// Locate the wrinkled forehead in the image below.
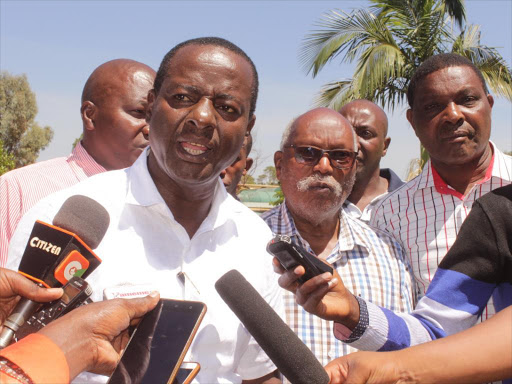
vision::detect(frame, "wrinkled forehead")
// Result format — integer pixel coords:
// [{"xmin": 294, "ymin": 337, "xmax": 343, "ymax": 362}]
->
[{"xmin": 291, "ymin": 114, "xmax": 355, "ymax": 149}]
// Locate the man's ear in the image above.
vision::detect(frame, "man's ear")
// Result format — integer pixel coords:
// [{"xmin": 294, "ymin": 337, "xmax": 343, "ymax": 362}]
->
[
  {"xmin": 274, "ymin": 151, "xmax": 283, "ymax": 181},
  {"xmin": 81, "ymin": 101, "xmax": 97, "ymax": 131},
  {"xmin": 146, "ymin": 89, "xmax": 156, "ymax": 123},
  {"xmin": 382, "ymin": 137, "xmax": 391, "ymax": 157},
  {"xmin": 246, "ymin": 115, "xmax": 256, "ymax": 136},
  {"xmin": 245, "ymin": 157, "xmax": 254, "ymax": 173},
  {"xmin": 406, "ymin": 109, "xmax": 419, "ymax": 138}
]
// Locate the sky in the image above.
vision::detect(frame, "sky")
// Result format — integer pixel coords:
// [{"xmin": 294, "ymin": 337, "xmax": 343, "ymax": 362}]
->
[{"xmin": 1, "ymin": 0, "xmax": 511, "ymax": 179}]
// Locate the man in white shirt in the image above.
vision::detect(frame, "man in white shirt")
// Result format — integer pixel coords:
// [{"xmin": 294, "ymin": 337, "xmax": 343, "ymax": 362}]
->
[{"xmin": 7, "ymin": 37, "xmax": 282, "ymax": 384}]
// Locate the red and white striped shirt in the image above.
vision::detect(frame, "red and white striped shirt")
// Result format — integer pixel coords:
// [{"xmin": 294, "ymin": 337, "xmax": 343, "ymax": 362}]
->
[
  {"xmin": 0, "ymin": 142, "xmax": 106, "ymax": 266},
  {"xmin": 370, "ymin": 143, "xmax": 512, "ymax": 308}
]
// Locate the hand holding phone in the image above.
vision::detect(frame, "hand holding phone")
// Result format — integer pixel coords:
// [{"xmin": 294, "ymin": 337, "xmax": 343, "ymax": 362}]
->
[
  {"xmin": 267, "ymin": 235, "xmax": 333, "ymax": 284},
  {"xmin": 108, "ymin": 299, "xmax": 206, "ymax": 384}
]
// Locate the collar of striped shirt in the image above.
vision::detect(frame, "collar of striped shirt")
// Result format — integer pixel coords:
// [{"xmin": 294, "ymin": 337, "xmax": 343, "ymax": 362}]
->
[{"xmin": 262, "ymin": 202, "xmax": 373, "ymax": 263}]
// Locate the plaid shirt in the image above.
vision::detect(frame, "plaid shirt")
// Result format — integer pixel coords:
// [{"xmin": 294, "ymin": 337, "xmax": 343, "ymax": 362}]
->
[
  {"xmin": 262, "ymin": 203, "xmax": 414, "ymax": 366},
  {"xmin": 370, "ymin": 143, "xmax": 512, "ymax": 320}
]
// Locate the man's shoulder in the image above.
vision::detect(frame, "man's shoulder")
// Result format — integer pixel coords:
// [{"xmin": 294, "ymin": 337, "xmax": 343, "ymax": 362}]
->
[
  {"xmin": 226, "ymin": 197, "xmax": 273, "ymax": 236},
  {"xmin": 260, "ymin": 204, "xmax": 281, "ymax": 223},
  {"xmin": 345, "ymin": 212, "xmax": 404, "ymax": 251},
  {"xmin": 1, "ymin": 156, "xmax": 69, "ymax": 182}
]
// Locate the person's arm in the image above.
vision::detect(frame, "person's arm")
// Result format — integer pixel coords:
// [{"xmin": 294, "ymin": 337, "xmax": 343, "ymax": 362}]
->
[{"xmin": 325, "ymin": 305, "xmax": 512, "ymax": 384}]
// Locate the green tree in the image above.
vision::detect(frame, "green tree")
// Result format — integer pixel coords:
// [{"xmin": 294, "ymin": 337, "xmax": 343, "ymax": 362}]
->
[
  {"xmin": 0, "ymin": 139, "xmax": 15, "ymax": 175},
  {"xmin": 300, "ymin": 0, "xmax": 512, "ymax": 167},
  {"xmin": 0, "ymin": 72, "xmax": 53, "ymax": 168},
  {"xmin": 256, "ymin": 166, "xmax": 279, "ymax": 185}
]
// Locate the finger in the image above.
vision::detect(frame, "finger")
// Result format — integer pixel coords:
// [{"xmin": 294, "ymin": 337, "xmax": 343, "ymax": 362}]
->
[
  {"xmin": 272, "ymin": 257, "xmax": 286, "ymax": 274},
  {"xmin": 3, "ymin": 269, "xmax": 63, "ymax": 302},
  {"xmin": 298, "ymin": 272, "xmax": 335, "ymax": 296},
  {"xmin": 325, "ymin": 358, "xmax": 349, "ymax": 384},
  {"xmin": 120, "ymin": 291, "xmax": 160, "ymax": 320},
  {"xmin": 277, "ymin": 266, "xmax": 305, "ymax": 292}
]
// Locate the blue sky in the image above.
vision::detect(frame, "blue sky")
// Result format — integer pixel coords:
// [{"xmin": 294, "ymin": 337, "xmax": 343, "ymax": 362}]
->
[{"xmin": 1, "ymin": 0, "xmax": 511, "ymax": 179}]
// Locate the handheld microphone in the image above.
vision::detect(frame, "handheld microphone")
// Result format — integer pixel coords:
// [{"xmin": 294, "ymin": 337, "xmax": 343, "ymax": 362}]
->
[
  {"xmin": 0, "ymin": 195, "xmax": 110, "ymax": 348},
  {"xmin": 215, "ymin": 270, "xmax": 329, "ymax": 384}
]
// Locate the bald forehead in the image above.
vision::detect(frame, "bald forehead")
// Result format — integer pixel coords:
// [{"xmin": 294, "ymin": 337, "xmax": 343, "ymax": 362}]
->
[
  {"xmin": 82, "ymin": 59, "xmax": 155, "ymax": 104},
  {"xmin": 339, "ymin": 99, "xmax": 388, "ymax": 136},
  {"xmin": 290, "ymin": 108, "xmax": 356, "ymax": 148}
]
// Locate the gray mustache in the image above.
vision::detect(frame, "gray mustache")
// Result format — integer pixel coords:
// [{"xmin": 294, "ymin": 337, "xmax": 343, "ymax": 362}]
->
[{"xmin": 296, "ymin": 174, "xmax": 343, "ymax": 197}]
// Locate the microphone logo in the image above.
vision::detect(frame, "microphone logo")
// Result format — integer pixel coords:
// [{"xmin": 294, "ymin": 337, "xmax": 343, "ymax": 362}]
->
[
  {"xmin": 54, "ymin": 250, "xmax": 90, "ymax": 285},
  {"xmin": 29, "ymin": 236, "xmax": 62, "ymax": 255}
]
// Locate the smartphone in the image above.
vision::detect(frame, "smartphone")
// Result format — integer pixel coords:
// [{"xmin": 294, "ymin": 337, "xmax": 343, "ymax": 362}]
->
[
  {"xmin": 108, "ymin": 299, "xmax": 206, "ymax": 384},
  {"xmin": 267, "ymin": 234, "xmax": 333, "ymax": 284},
  {"xmin": 173, "ymin": 362, "xmax": 200, "ymax": 384}
]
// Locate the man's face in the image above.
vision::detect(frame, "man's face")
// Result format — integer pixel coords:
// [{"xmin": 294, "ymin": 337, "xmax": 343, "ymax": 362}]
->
[
  {"xmin": 275, "ymin": 109, "xmax": 356, "ymax": 224},
  {"xmin": 407, "ymin": 66, "xmax": 494, "ymax": 167},
  {"xmin": 148, "ymin": 45, "xmax": 255, "ymax": 186},
  {"xmin": 339, "ymin": 101, "xmax": 389, "ymax": 179},
  {"xmin": 94, "ymin": 69, "xmax": 155, "ymax": 169}
]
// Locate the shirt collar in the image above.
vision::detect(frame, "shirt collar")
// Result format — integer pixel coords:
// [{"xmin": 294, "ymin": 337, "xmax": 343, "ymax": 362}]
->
[
  {"xmin": 275, "ymin": 202, "xmax": 368, "ymax": 261},
  {"xmin": 125, "ymin": 147, "xmax": 235, "ymax": 232},
  {"xmin": 68, "ymin": 141, "xmax": 106, "ymax": 176}
]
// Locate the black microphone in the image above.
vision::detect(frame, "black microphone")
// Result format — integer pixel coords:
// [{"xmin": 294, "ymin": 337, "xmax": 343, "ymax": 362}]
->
[
  {"xmin": 0, "ymin": 195, "xmax": 110, "ymax": 348},
  {"xmin": 215, "ymin": 270, "xmax": 330, "ymax": 384}
]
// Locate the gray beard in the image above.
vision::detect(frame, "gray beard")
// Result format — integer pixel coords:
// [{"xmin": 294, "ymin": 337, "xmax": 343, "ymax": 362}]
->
[{"xmin": 293, "ymin": 173, "xmax": 355, "ymax": 225}]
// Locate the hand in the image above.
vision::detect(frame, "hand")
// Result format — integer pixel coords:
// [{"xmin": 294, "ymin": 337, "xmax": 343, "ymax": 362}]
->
[
  {"xmin": 0, "ymin": 268, "xmax": 63, "ymax": 326},
  {"xmin": 39, "ymin": 292, "xmax": 160, "ymax": 380},
  {"xmin": 325, "ymin": 351, "xmax": 398, "ymax": 384},
  {"xmin": 272, "ymin": 258, "xmax": 360, "ymax": 328}
]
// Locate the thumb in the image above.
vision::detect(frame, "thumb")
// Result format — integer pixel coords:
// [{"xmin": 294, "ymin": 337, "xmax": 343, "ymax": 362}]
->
[
  {"xmin": 4, "ymin": 270, "xmax": 63, "ymax": 302},
  {"xmin": 122, "ymin": 291, "xmax": 160, "ymax": 321}
]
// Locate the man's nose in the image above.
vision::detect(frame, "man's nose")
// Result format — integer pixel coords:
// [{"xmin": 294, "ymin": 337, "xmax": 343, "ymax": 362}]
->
[
  {"xmin": 186, "ymin": 97, "xmax": 216, "ymax": 130},
  {"xmin": 313, "ymin": 154, "xmax": 334, "ymax": 175},
  {"xmin": 443, "ymin": 102, "xmax": 464, "ymax": 127}
]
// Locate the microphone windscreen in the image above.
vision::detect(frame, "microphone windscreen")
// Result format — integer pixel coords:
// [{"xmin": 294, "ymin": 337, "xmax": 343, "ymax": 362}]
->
[
  {"xmin": 53, "ymin": 195, "xmax": 110, "ymax": 249},
  {"xmin": 215, "ymin": 270, "xmax": 329, "ymax": 384}
]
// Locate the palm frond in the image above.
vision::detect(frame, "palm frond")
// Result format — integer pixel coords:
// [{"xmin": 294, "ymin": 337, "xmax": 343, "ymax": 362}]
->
[{"xmin": 452, "ymin": 25, "xmax": 512, "ymax": 100}]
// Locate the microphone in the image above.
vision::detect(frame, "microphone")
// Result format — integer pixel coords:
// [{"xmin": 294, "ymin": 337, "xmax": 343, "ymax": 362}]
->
[
  {"xmin": 215, "ymin": 270, "xmax": 329, "ymax": 384},
  {"xmin": 0, "ymin": 195, "xmax": 110, "ymax": 348}
]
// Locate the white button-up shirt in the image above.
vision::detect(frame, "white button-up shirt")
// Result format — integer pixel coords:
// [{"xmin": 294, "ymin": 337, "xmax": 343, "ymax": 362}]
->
[{"xmin": 8, "ymin": 149, "xmax": 283, "ymax": 384}]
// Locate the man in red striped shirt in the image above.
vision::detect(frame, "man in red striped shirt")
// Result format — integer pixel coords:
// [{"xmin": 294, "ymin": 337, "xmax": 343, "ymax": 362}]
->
[
  {"xmin": 0, "ymin": 59, "xmax": 156, "ymax": 266},
  {"xmin": 369, "ymin": 53, "xmax": 512, "ymax": 312}
]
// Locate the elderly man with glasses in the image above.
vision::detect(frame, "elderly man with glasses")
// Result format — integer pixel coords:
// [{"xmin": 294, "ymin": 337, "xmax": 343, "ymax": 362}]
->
[{"xmin": 262, "ymin": 108, "xmax": 414, "ymax": 374}]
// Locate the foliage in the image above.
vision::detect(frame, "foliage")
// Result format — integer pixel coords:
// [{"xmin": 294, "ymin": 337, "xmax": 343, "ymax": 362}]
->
[
  {"xmin": 300, "ymin": 0, "xmax": 512, "ymax": 112},
  {"xmin": 72, "ymin": 133, "xmax": 83, "ymax": 150},
  {"xmin": 505, "ymin": 150, "xmax": 512, "ymax": 156},
  {"xmin": 256, "ymin": 166, "xmax": 279, "ymax": 185},
  {"xmin": 0, "ymin": 72, "xmax": 53, "ymax": 168},
  {"xmin": 241, "ymin": 173, "xmax": 255, "ymax": 185},
  {"xmin": 0, "ymin": 139, "xmax": 15, "ymax": 175},
  {"xmin": 270, "ymin": 186, "xmax": 284, "ymax": 206}
]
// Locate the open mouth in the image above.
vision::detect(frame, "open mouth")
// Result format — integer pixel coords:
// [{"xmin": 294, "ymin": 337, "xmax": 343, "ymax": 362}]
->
[{"xmin": 179, "ymin": 141, "xmax": 210, "ymax": 156}]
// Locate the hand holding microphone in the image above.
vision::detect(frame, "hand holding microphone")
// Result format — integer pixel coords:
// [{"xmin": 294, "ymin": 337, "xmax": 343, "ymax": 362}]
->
[
  {"xmin": 0, "ymin": 195, "xmax": 110, "ymax": 348},
  {"xmin": 0, "ymin": 268, "xmax": 63, "ymax": 326}
]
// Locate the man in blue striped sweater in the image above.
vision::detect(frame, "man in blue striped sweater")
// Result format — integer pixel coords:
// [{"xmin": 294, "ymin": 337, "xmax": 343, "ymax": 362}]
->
[{"xmin": 275, "ymin": 183, "xmax": 512, "ymax": 383}]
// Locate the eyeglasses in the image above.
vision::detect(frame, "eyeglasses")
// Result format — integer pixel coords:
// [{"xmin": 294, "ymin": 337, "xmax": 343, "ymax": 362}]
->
[{"xmin": 285, "ymin": 145, "xmax": 357, "ymax": 169}]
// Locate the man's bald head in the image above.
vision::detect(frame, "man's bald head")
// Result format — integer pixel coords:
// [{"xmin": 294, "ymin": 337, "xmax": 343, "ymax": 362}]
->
[
  {"xmin": 281, "ymin": 108, "xmax": 357, "ymax": 152},
  {"xmin": 81, "ymin": 59, "xmax": 155, "ymax": 106},
  {"xmin": 338, "ymin": 99, "xmax": 391, "ymax": 181},
  {"xmin": 339, "ymin": 99, "xmax": 388, "ymax": 136},
  {"xmin": 80, "ymin": 59, "xmax": 156, "ymax": 170}
]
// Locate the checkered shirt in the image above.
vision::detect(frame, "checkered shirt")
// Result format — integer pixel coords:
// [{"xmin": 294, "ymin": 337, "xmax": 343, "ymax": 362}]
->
[
  {"xmin": 370, "ymin": 143, "xmax": 512, "ymax": 319},
  {"xmin": 261, "ymin": 203, "xmax": 414, "ymax": 367}
]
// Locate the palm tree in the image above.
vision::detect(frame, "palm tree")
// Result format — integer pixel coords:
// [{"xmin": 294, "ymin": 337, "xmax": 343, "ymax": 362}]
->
[{"xmin": 300, "ymin": 0, "xmax": 512, "ymax": 170}]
